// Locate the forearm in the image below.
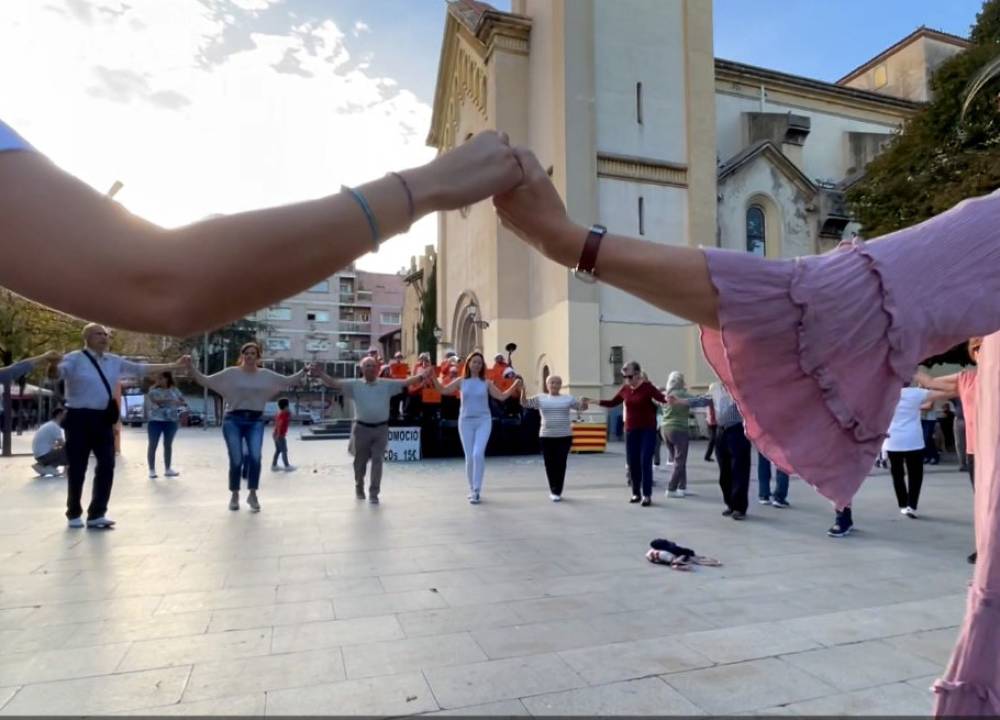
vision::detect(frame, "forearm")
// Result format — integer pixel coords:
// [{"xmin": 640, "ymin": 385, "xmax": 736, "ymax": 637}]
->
[
  {"xmin": 542, "ymin": 221, "xmax": 719, "ymax": 330},
  {"xmin": 0, "ymin": 154, "xmax": 435, "ymax": 337}
]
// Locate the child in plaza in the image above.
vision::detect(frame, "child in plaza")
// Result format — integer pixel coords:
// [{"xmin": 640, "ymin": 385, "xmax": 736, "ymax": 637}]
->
[{"xmin": 271, "ymin": 398, "xmax": 295, "ymax": 472}]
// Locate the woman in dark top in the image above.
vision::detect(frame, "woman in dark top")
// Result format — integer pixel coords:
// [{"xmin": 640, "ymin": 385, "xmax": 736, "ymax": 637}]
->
[{"xmin": 585, "ymin": 361, "xmax": 665, "ymax": 506}]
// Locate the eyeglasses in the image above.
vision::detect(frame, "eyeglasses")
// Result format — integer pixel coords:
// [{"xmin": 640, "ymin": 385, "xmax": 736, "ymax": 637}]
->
[{"xmin": 623, "ymin": 374, "xmax": 635, "ymax": 380}]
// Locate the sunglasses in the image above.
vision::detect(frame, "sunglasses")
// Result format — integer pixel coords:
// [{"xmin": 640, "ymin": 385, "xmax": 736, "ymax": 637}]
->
[{"xmin": 623, "ymin": 374, "xmax": 635, "ymax": 380}]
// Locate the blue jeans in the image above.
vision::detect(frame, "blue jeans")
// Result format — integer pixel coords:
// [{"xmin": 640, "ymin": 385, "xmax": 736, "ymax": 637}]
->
[
  {"xmin": 626, "ymin": 427, "xmax": 657, "ymax": 498},
  {"xmin": 147, "ymin": 420, "xmax": 178, "ymax": 471},
  {"xmin": 223, "ymin": 412, "xmax": 264, "ymax": 491},
  {"xmin": 757, "ymin": 453, "xmax": 789, "ymax": 503}
]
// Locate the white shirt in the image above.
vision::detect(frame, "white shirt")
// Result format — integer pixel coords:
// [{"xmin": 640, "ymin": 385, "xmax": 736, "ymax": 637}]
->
[
  {"xmin": 883, "ymin": 387, "xmax": 931, "ymax": 452},
  {"xmin": 32, "ymin": 421, "xmax": 64, "ymax": 458},
  {"xmin": 59, "ymin": 350, "xmax": 146, "ymax": 410}
]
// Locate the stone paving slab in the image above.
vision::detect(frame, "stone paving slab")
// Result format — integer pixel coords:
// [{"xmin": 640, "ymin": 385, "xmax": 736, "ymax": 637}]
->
[{"xmin": 0, "ymin": 427, "xmax": 979, "ymax": 716}]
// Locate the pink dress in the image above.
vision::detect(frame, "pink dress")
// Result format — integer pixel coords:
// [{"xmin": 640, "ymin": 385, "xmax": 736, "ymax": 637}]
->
[
  {"xmin": 698, "ymin": 189, "xmax": 1000, "ymax": 716},
  {"xmin": 701, "ymin": 189, "xmax": 1000, "ymax": 509}
]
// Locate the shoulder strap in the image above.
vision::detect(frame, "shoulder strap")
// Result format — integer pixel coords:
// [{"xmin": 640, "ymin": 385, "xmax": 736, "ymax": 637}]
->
[{"xmin": 81, "ymin": 351, "xmax": 114, "ymax": 401}]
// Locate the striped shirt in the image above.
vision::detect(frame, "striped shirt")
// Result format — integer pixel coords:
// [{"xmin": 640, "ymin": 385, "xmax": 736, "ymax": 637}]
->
[{"xmin": 521, "ymin": 394, "xmax": 580, "ymax": 437}]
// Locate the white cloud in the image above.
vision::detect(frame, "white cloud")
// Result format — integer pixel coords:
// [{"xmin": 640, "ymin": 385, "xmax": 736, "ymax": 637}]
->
[
  {"xmin": 353, "ymin": 20, "xmax": 370, "ymax": 36},
  {"xmin": 0, "ymin": 0, "xmax": 436, "ymax": 274}
]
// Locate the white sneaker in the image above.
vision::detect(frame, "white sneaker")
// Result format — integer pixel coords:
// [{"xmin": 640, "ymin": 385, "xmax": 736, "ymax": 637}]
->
[
  {"xmin": 283, "ymin": 465, "xmax": 297, "ymax": 473},
  {"xmin": 86, "ymin": 516, "xmax": 116, "ymax": 529},
  {"xmin": 67, "ymin": 516, "xmax": 84, "ymax": 529},
  {"xmin": 550, "ymin": 493, "xmax": 562, "ymax": 502},
  {"xmin": 904, "ymin": 507, "xmax": 918, "ymax": 519},
  {"xmin": 270, "ymin": 465, "xmax": 283, "ymax": 472},
  {"xmin": 164, "ymin": 468, "xmax": 180, "ymax": 477},
  {"xmin": 758, "ymin": 498, "xmax": 771, "ymax": 505},
  {"xmin": 670, "ymin": 489, "xmax": 686, "ymax": 498},
  {"xmin": 148, "ymin": 470, "xmax": 158, "ymax": 479}
]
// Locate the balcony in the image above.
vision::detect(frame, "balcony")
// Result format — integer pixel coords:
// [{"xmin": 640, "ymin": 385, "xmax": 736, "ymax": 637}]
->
[
  {"xmin": 338, "ymin": 349, "xmax": 367, "ymax": 361},
  {"xmin": 339, "ymin": 291, "xmax": 372, "ymax": 306},
  {"xmin": 338, "ymin": 320, "xmax": 372, "ymax": 334}
]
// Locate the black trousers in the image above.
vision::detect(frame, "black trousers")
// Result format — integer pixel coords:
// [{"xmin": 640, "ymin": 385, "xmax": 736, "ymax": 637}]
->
[
  {"xmin": 717, "ymin": 423, "xmax": 751, "ymax": 513},
  {"xmin": 64, "ymin": 408, "xmax": 116, "ymax": 520},
  {"xmin": 704, "ymin": 425, "xmax": 717, "ymax": 460},
  {"xmin": 888, "ymin": 449, "xmax": 924, "ymax": 510},
  {"xmin": 540, "ymin": 436, "xmax": 572, "ymax": 495}
]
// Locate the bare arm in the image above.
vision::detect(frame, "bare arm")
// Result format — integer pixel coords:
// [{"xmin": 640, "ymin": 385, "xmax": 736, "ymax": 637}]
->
[
  {"xmin": 0, "ymin": 132, "xmax": 522, "ymax": 336},
  {"xmin": 495, "ymin": 149, "xmax": 719, "ymax": 329},
  {"xmin": 432, "ymin": 374, "xmax": 462, "ymax": 396},
  {"xmin": 488, "ymin": 379, "xmax": 521, "ymax": 401},
  {"xmin": 914, "ymin": 370, "xmax": 960, "ymax": 396},
  {"xmin": 312, "ymin": 369, "xmax": 341, "ymax": 390}
]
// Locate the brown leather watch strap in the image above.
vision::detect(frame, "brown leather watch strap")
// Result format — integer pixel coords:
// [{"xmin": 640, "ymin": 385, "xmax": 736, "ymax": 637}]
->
[{"xmin": 575, "ymin": 224, "xmax": 607, "ymax": 275}]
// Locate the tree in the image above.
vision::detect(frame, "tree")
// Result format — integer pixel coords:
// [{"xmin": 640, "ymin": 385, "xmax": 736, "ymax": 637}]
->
[
  {"xmin": 847, "ymin": 1, "xmax": 1000, "ymax": 238},
  {"xmin": 416, "ymin": 263, "xmax": 438, "ymax": 363},
  {"xmin": 0, "ymin": 291, "xmax": 84, "ymax": 454},
  {"xmin": 172, "ymin": 317, "xmax": 271, "ymax": 375}
]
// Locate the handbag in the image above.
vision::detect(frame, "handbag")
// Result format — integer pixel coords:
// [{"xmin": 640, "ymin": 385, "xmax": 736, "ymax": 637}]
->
[{"xmin": 82, "ymin": 351, "xmax": 121, "ymax": 425}]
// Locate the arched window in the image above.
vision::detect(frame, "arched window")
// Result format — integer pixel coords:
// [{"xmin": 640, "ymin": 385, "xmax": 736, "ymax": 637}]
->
[{"xmin": 746, "ymin": 205, "xmax": 766, "ymax": 256}]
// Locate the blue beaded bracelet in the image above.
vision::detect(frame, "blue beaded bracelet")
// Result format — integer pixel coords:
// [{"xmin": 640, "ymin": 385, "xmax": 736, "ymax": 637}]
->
[{"xmin": 342, "ymin": 185, "xmax": 380, "ymax": 252}]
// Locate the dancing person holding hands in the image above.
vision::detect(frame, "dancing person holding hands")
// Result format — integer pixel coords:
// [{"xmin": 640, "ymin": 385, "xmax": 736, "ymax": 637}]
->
[
  {"xmin": 182, "ymin": 344, "xmax": 306, "ymax": 513},
  {"xmin": 520, "ymin": 375, "xmax": 588, "ymax": 501},
  {"xmin": 432, "ymin": 351, "xmax": 522, "ymax": 504},
  {"xmin": 312, "ymin": 357, "xmax": 430, "ymax": 504},
  {"xmin": 584, "ymin": 362, "xmax": 666, "ymax": 507}
]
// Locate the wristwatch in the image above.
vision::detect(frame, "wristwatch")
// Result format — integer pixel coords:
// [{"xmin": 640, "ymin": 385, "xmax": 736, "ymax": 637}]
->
[{"xmin": 572, "ymin": 224, "xmax": 607, "ymax": 284}]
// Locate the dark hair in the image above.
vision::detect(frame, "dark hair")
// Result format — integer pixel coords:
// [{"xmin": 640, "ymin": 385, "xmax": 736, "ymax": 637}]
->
[
  {"xmin": 160, "ymin": 371, "xmax": 175, "ymax": 388},
  {"xmin": 623, "ymin": 361, "xmax": 642, "ymax": 376},
  {"xmin": 463, "ymin": 351, "xmax": 487, "ymax": 380},
  {"xmin": 51, "ymin": 407, "xmax": 66, "ymax": 420},
  {"xmin": 278, "ymin": 398, "xmax": 289, "ymax": 410}
]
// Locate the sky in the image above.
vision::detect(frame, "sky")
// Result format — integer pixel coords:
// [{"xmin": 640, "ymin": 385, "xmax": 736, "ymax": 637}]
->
[{"xmin": 0, "ymin": 0, "xmax": 985, "ymax": 275}]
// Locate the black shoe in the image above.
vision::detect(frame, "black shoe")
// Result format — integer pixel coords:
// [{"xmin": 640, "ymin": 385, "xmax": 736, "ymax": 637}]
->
[
  {"xmin": 641, "ymin": 497, "xmax": 651, "ymax": 507},
  {"xmin": 968, "ymin": 551, "xmax": 978, "ymax": 564},
  {"xmin": 629, "ymin": 495, "xmax": 641, "ymax": 503},
  {"xmin": 721, "ymin": 508, "xmax": 734, "ymax": 517},
  {"xmin": 731, "ymin": 511, "xmax": 746, "ymax": 521},
  {"xmin": 355, "ymin": 488, "xmax": 366, "ymax": 500},
  {"xmin": 827, "ymin": 508, "xmax": 854, "ymax": 538}
]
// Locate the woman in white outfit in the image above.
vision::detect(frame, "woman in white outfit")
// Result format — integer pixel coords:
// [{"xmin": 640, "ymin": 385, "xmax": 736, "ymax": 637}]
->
[{"xmin": 434, "ymin": 351, "xmax": 521, "ymax": 503}]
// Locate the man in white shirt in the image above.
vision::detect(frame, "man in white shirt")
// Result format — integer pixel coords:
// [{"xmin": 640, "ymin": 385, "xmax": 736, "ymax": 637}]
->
[
  {"xmin": 32, "ymin": 407, "xmax": 67, "ymax": 476},
  {"xmin": 59, "ymin": 324, "xmax": 185, "ymax": 529}
]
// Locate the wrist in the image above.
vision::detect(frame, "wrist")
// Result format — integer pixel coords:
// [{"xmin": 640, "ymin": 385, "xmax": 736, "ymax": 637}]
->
[
  {"xmin": 400, "ymin": 166, "xmax": 440, "ymax": 218},
  {"xmin": 553, "ymin": 221, "xmax": 589, "ymax": 268}
]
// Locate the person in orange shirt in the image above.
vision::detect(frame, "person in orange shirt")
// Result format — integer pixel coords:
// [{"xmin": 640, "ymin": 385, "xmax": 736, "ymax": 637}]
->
[
  {"xmin": 386, "ymin": 352, "xmax": 410, "ymax": 421},
  {"xmin": 488, "ymin": 353, "xmax": 509, "ymax": 385},
  {"xmin": 407, "ymin": 352, "xmax": 437, "ymax": 421}
]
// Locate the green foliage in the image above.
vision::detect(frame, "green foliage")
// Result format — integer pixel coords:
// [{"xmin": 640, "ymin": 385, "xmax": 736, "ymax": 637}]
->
[
  {"xmin": 416, "ymin": 264, "xmax": 438, "ymax": 363},
  {"xmin": 847, "ymin": 1, "xmax": 1000, "ymax": 237}
]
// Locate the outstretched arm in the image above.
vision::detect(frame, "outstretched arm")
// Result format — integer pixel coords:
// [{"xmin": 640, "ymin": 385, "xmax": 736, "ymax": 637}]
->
[
  {"xmin": 914, "ymin": 370, "xmax": 960, "ymax": 396},
  {"xmin": 495, "ymin": 149, "xmax": 719, "ymax": 329},
  {"xmin": 0, "ymin": 132, "xmax": 522, "ymax": 337},
  {"xmin": 488, "ymin": 378, "xmax": 522, "ymax": 401}
]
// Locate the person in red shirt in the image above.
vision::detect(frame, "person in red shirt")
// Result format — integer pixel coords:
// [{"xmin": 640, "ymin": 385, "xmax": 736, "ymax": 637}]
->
[
  {"xmin": 584, "ymin": 361, "xmax": 665, "ymax": 506},
  {"xmin": 271, "ymin": 398, "xmax": 295, "ymax": 472},
  {"xmin": 386, "ymin": 352, "xmax": 410, "ymax": 421}
]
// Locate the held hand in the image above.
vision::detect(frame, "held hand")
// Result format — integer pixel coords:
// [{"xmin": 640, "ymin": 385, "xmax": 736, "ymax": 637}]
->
[
  {"xmin": 410, "ymin": 131, "xmax": 523, "ymax": 214},
  {"xmin": 493, "ymin": 148, "xmax": 581, "ymax": 266},
  {"xmin": 41, "ymin": 350, "xmax": 62, "ymax": 364},
  {"xmin": 579, "ymin": 401, "xmax": 590, "ymax": 411},
  {"xmin": 177, "ymin": 355, "xmax": 193, "ymax": 370}
]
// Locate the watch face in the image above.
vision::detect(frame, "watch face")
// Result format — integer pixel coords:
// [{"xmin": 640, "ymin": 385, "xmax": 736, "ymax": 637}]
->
[{"xmin": 573, "ymin": 268, "xmax": 598, "ymax": 284}]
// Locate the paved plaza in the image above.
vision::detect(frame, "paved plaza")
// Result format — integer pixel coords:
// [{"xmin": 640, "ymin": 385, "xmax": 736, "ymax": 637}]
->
[{"xmin": 0, "ymin": 426, "xmax": 976, "ymax": 716}]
